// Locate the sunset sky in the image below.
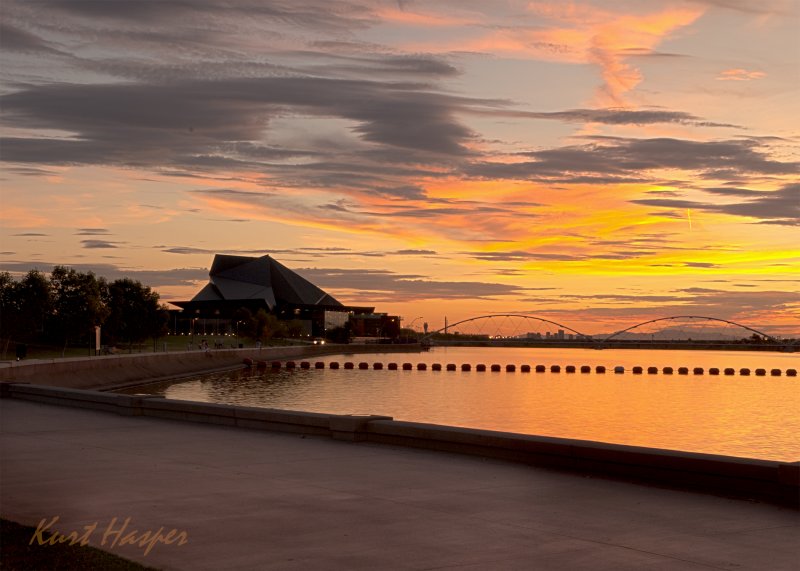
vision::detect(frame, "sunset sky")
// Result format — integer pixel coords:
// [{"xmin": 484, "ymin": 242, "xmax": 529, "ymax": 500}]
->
[{"xmin": 1, "ymin": 0, "xmax": 798, "ymax": 336}]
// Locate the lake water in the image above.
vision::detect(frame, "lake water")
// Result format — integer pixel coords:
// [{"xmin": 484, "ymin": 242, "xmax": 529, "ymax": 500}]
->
[{"xmin": 118, "ymin": 347, "xmax": 800, "ymax": 461}]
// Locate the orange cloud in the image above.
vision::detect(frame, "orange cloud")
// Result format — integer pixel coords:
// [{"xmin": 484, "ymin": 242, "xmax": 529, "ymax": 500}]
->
[
  {"xmin": 409, "ymin": 3, "xmax": 704, "ymax": 107},
  {"xmin": 716, "ymin": 68, "xmax": 767, "ymax": 81},
  {"xmin": 0, "ymin": 205, "xmax": 50, "ymax": 228},
  {"xmin": 535, "ymin": 5, "xmax": 705, "ymax": 106},
  {"xmin": 374, "ymin": 6, "xmax": 473, "ymax": 27}
]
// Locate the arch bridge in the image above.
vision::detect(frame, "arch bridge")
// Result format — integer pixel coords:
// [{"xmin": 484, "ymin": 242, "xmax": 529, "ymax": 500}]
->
[{"xmin": 419, "ymin": 314, "xmax": 788, "ymax": 348}]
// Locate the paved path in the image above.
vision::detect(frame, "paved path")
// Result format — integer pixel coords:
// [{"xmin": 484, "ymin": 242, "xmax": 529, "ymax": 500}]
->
[{"xmin": 1, "ymin": 399, "xmax": 798, "ymax": 570}]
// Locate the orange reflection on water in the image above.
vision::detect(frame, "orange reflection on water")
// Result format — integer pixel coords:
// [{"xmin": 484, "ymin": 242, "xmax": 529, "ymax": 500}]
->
[{"xmin": 120, "ymin": 348, "xmax": 800, "ymax": 461}]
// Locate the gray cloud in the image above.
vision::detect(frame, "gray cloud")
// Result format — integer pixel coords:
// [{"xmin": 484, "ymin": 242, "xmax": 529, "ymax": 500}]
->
[
  {"xmin": 632, "ymin": 183, "xmax": 799, "ymax": 225},
  {"xmin": 464, "ymin": 250, "xmax": 583, "ymax": 262},
  {"xmin": 295, "ymin": 267, "xmax": 528, "ymax": 301},
  {"xmin": 81, "ymin": 239, "xmax": 119, "ymax": 249},
  {"xmin": 76, "ymin": 228, "xmax": 111, "ymax": 235},
  {"xmin": 18, "ymin": 0, "xmax": 378, "ymax": 32},
  {"xmin": 162, "ymin": 245, "xmax": 439, "ymax": 259},
  {"xmin": 468, "ymin": 137, "xmax": 798, "ymax": 183},
  {"xmin": 513, "ymin": 108, "xmax": 738, "ymax": 128},
  {"xmin": 0, "ymin": 261, "xmax": 208, "ymax": 288},
  {"xmin": 1, "ymin": 76, "xmax": 478, "ymax": 169},
  {"xmin": 683, "ymin": 262, "xmax": 719, "ymax": 268},
  {"xmin": 163, "ymin": 247, "xmax": 216, "ymax": 255},
  {"xmin": 0, "ymin": 22, "xmax": 62, "ymax": 53}
]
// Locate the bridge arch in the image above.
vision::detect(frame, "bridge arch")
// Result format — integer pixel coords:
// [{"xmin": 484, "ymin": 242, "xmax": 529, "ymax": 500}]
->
[
  {"xmin": 420, "ymin": 314, "xmax": 588, "ymax": 341},
  {"xmin": 601, "ymin": 315, "xmax": 780, "ymax": 344}
]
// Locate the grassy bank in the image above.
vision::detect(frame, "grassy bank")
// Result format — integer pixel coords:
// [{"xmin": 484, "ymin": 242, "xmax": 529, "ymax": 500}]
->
[{"xmin": 2, "ymin": 335, "xmax": 300, "ymax": 361}]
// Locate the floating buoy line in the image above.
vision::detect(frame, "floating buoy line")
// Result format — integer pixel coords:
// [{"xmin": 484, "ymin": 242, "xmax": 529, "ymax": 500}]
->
[{"xmin": 241, "ymin": 358, "xmax": 797, "ymax": 377}]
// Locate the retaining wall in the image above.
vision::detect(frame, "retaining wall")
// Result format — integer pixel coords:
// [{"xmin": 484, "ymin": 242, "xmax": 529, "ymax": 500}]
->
[
  {"xmin": 1, "ymin": 383, "xmax": 797, "ymax": 508},
  {"xmin": 0, "ymin": 344, "xmax": 421, "ymax": 390}
]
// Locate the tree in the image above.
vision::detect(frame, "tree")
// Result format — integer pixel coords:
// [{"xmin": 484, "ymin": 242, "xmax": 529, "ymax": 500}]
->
[
  {"xmin": 16, "ymin": 270, "xmax": 52, "ymax": 340},
  {"xmin": 326, "ymin": 324, "xmax": 351, "ymax": 344},
  {"xmin": 49, "ymin": 266, "xmax": 109, "ymax": 355},
  {"xmin": 285, "ymin": 319, "xmax": 305, "ymax": 338},
  {"xmin": 233, "ymin": 307, "xmax": 256, "ymax": 339},
  {"xmin": 103, "ymin": 278, "xmax": 168, "ymax": 350},
  {"xmin": 0, "ymin": 272, "xmax": 17, "ymax": 357},
  {"xmin": 0, "ymin": 270, "xmax": 52, "ymax": 357}
]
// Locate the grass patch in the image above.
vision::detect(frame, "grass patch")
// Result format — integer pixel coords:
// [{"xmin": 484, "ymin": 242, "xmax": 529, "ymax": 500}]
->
[{"xmin": 0, "ymin": 519, "xmax": 160, "ymax": 571}]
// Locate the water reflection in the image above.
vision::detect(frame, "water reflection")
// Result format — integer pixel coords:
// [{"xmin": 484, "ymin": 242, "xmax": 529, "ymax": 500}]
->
[{"xmin": 118, "ymin": 347, "xmax": 800, "ymax": 461}]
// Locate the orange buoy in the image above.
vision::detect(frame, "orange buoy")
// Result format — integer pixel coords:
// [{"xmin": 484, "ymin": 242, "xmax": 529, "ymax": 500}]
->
[
  {"xmin": 550, "ymin": 365, "xmax": 561, "ymax": 373},
  {"xmin": 285, "ymin": 361, "xmax": 296, "ymax": 369},
  {"xmin": 535, "ymin": 365, "xmax": 546, "ymax": 373},
  {"xmin": 647, "ymin": 366, "xmax": 657, "ymax": 374},
  {"xmin": 740, "ymin": 368, "xmax": 751, "ymax": 376},
  {"xmin": 374, "ymin": 362, "xmax": 384, "ymax": 370},
  {"xmin": 402, "ymin": 363, "xmax": 413, "ymax": 370},
  {"xmin": 506, "ymin": 364, "xmax": 516, "ymax": 372},
  {"xmin": 300, "ymin": 361, "xmax": 310, "ymax": 369},
  {"xmin": 709, "ymin": 368, "xmax": 720, "ymax": 375},
  {"xmin": 432, "ymin": 363, "xmax": 442, "ymax": 371},
  {"xmin": 387, "ymin": 362, "xmax": 398, "ymax": 370},
  {"xmin": 614, "ymin": 366, "xmax": 624, "ymax": 374},
  {"xmin": 446, "ymin": 363, "xmax": 456, "ymax": 371},
  {"xmin": 663, "ymin": 367, "xmax": 673, "ymax": 375},
  {"xmin": 580, "ymin": 365, "xmax": 591, "ymax": 373},
  {"xmin": 632, "ymin": 366, "xmax": 643, "ymax": 374},
  {"xmin": 330, "ymin": 361, "xmax": 340, "ymax": 369},
  {"xmin": 770, "ymin": 369, "xmax": 781, "ymax": 376},
  {"xmin": 786, "ymin": 369, "xmax": 797, "ymax": 377},
  {"xmin": 565, "ymin": 365, "xmax": 576, "ymax": 373},
  {"xmin": 417, "ymin": 363, "xmax": 427, "ymax": 370},
  {"xmin": 344, "ymin": 362, "xmax": 354, "ymax": 370},
  {"xmin": 476, "ymin": 364, "xmax": 486, "ymax": 372},
  {"xmin": 595, "ymin": 365, "xmax": 606, "ymax": 374},
  {"xmin": 521, "ymin": 364, "xmax": 531, "ymax": 373},
  {"xmin": 693, "ymin": 367, "xmax": 704, "ymax": 375},
  {"xmin": 678, "ymin": 367, "xmax": 688, "ymax": 375},
  {"xmin": 358, "ymin": 362, "xmax": 369, "ymax": 370},
  {"xmin": 491, "ymin": 364, "xmax": 501, "ymax": 372},
  {"xmin": 724, "ymin": 368, "xmax": 735, "ymax": 375},
  {"xmin": 461, "ymin": 363, "xmax": 471, "ymax": 371},
  {"xmin": 755, "ymin": 368, "xmax": 766, "ymax": 376},
  {"xmin": 315, "ymin": 361, "xmax": 325, "ymax": 369},
  {"xmin": 271, "ymin": 361, "xmax": 281, "ymax": 369}
]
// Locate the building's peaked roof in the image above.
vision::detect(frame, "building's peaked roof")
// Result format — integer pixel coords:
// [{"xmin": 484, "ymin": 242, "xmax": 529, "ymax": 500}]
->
[
  {"xmin": 210, "ymin": 255, "xmax": 271, "ymax": 286},
  {"xmin": 192, "ymin": 254, "xmax": 342, "ymax": 309}
]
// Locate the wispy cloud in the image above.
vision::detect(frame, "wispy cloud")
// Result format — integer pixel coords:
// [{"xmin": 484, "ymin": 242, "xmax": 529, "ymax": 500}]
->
[{"xmin": 716, "ymin": 68, "xmax": 767, "ymax": 81}]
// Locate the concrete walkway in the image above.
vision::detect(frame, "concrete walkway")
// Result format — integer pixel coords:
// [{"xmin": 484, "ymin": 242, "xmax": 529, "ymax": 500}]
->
[{"xmin": 1, "ymin": 400, "xmax": 798, "ymax": 571}]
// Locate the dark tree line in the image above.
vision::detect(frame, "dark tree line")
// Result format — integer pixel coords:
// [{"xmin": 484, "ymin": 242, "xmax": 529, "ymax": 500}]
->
[
  {"xmin": 0, "ymin": 267, "xmax": 168, "ymax": 357},
  {"xmin": 232, "ymin": 308, "xmax": 306, "ymax": 341}
]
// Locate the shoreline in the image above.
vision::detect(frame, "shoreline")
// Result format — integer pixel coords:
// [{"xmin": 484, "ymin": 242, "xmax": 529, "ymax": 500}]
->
[
  {"xmin": 2, "ymin": 347, "xmax": 797, "ymax": 508},
  {"xmin": 1, "ymin": 381, "xmax": 797, "ymax": 508},
  {"xmin": 0, "ymin": 343, "xmax": 424, "ymax": 390}
]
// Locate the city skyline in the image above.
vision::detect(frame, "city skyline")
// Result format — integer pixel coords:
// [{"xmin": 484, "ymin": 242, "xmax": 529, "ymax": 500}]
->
[{"xmin": 1, "ymin": 0, "xmax": 798, "ymax": 335}]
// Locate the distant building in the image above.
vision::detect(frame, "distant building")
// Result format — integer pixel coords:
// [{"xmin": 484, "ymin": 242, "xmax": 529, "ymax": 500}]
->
[{"xmin": 173, "ymin": 254, "xmax": 373, "ymax": 338}]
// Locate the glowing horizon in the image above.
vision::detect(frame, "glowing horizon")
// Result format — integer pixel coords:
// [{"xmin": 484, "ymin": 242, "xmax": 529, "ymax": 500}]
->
[{"xmin": 1, "ymin": 0, "xmax": 798, "ymax": 336}]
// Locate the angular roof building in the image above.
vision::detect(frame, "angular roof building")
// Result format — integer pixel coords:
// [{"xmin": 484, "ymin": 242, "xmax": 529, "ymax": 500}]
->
[{"xmin": 173, "ymin": 255, "xmax": 373, "ymax": 336}]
